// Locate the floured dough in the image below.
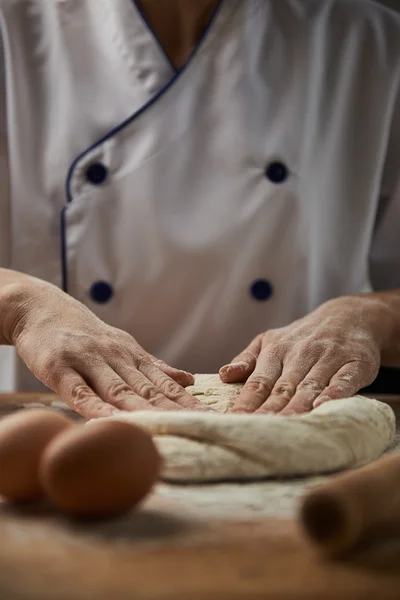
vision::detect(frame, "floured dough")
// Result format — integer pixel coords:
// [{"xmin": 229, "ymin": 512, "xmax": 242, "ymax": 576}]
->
[
  {"xmin": 186, "ymin": 373, "xmax": 244, "ymax": 413},
  {"xmin": 93, "ymin": 374, "xmax": 396, "ymax": 482}
]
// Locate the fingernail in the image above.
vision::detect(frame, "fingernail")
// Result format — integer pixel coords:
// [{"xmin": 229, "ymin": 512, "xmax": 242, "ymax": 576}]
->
[
  {"xmin": 220, "ymin": 362, "xmax": 249, "ymax": 377},
  {"xmin": 313, "ymin": 396, "xmax": 331, "ymax": 408}
]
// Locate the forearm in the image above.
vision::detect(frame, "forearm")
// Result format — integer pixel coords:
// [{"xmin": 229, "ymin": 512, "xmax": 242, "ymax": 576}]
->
[
  {"xmin": 356, "ymin": 290, "xmax": 400, "ymax": 367},
  {"xmin": 0, "ymin": 268, "xmax": 44, "ymax": 345}
]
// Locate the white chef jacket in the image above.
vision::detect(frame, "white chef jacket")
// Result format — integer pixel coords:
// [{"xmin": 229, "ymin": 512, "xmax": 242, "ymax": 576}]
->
[{"xmin": 0, "ymin": 0, "xmax": 400, "ymax": 392}]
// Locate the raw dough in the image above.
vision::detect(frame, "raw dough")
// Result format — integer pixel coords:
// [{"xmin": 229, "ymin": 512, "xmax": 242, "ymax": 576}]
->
[{"xmin": 95, "ymin": 374, "xmax": 396, "ymax": 482}]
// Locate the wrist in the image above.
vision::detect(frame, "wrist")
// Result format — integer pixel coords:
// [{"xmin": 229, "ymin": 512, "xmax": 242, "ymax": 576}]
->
[
  {"xmin": 359, "ymin": 291, "xmax": 400, "ymax": 366},
  {"xmin": 328, "ymin": 292, "xmax": 400, "ymax": 364},
  {"xmin": 321, "ymin": 294, "xmax": 394, "ymax": 350},
  {"xmin": 0, "ymin": 273, "xmax": 44, "ymax": 345},
  {"xmin": 357, "ymin": 295, "xmax": 394, "ymax": 350}
]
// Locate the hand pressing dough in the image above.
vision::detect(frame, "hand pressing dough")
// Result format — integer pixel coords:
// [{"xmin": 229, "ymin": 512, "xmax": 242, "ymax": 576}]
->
[{"xmin": 94, "ymin": 374, "xmax": 396, "ymax": 482}]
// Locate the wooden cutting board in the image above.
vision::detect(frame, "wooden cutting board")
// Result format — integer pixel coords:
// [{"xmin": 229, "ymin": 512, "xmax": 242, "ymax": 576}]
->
[
  {"xmin": 1, "ymin": 502, "xmax": 400, "ymax": 600},
  {"xmin": 0, "ymin": 393, "xmax": 399, "ymax": 599}
]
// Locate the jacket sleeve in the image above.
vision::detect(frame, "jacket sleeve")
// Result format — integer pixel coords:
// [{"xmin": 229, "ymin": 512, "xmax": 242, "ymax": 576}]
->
[{"xmin": 369, "ymin": 88, "xmax": 400, "ymax": 291}]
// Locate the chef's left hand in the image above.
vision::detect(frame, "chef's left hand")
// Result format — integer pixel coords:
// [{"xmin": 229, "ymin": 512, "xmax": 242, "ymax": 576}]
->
[{"xmin": 219, "ymin": 296, "xmax": 388, "ymax": 415}]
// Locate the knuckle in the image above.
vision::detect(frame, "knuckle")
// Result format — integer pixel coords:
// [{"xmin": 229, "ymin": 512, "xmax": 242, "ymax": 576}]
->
[
  {"xmin": 324, "ymin": 336, "xmax": 345, "ymax": 349},
  {"xmin": 264, "ymin": 329, "xmax": 280, "ymax": 342},
  {"xmin": 98, "ymin": 331, "xmax": 134, "ymax": 358},
  {"xmin": 70, "ymin": 383, "xmax": 95, "ymax": 409},
  {"xmin": 39, "ymin": 353, "xmax": 71, "ymax": 387},
  {"xmin": 112, "ymin": 328, "xmax": 134, "ymax": 344},
  {"xmin": 135, "ymin": 353, "xmax": 153, "ymax": 369},
  {"xmin": 246, "ymin": 375, "xmax": 274, "ymax": 397},
  {"xmin": 107, "ymin": 379, "xmax": 134, "ymax": 405},
  {"xmin": 78, "ymin": 336, "xmax": 98, "ymax": 353},
  {"xmin": 44, "ymin": 348, "xmax": 73, "ymax": 369},
  {"xmin": 137, "ymin": 381, "xmax": 159, "ymax": 401},
  {"xmin": 298, "ymin": 341, "xmax": 324, "ymax": 361},
  {"xmin": 160, "ymin": 378, "xmax": 181, "ymax": 399},
  {"xmin": 39, "ymin": 354, "xmax": 60, "ymax": 379},
  {"xmin": 71, "ymin": 332, "xmax": 101, "ymax": 354},
  {"xmin": 271, "ymin": 380, "xmax": 295, "ymax": 399},
  {"xmin": 152, "ymin": 358, "xmax": 166, "ymax": 370},
  {"xmin": 297, "ymin": 378, "xmax": 324, "ymax": 394},
  {"xmin": 268, "ymin": 344, "xmax": 286, "ymax": 361},
  {"xmin": 106, "ymin": 340, "xmax": 129, "ymax": 360},
  {"xmin": 263, "ymin": 334, "xmax": 281, "ymax": 349}
]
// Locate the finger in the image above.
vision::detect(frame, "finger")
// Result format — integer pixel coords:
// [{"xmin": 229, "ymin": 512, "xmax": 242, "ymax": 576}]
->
[
  {"xmin": 272, "ymin": 347, "xmax": 349, "ymax": 415},
  {"xmin": 148, "ymin": 355, "xmax": 195, "ymax": 387},
  {"xmin": 112, "ymin": 366, "xmax": 185, "ymax": 411},
  {"xmin": 219, "ymin": 335, "xmax": 263, "ymax": 383},
  {"xmin": 55, "ymin": 369, "xmax": 117, "ymax": 419},
  {"xmin": 139, "ymin": 360, "xmax": 212, "ymax": 411},
  {"xmin": 313, "ymin": 362, "xmax": 373, "ymax": 409},
  {"xmin": 84, "ymin": 364, "xmax": 157, "ymax": 412},
  {"xmin": 231, "ymin": 351, "xmax": 283, "ymax": 413},
  {"xmin": 255, "ymin": 369, "xmax": 309, "ymax": 414},
  {"xmin": 253, "ymin": 341, "xmax": 327, "ymax": 414},
  {"xmin": 278, "ymin": 366, "xmax": 335, "ymax": 415}
]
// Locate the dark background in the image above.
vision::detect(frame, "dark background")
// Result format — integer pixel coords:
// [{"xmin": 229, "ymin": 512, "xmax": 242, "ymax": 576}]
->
[{"xmin": 378, "ymin": 0, "xmax": 400, "ymax": 10}]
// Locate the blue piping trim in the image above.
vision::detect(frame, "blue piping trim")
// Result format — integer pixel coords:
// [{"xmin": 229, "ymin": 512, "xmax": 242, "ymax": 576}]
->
[
  {"xmin": 132, "ymin": 0, "xmax": 178, "ymax": 74},
  {"xmin": 60, "ymin": 0, "xmax": 225, "ymax": 293}
]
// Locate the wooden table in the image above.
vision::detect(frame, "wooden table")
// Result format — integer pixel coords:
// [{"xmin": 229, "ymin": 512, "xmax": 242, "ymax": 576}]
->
[{"xmin": 1, "ymin": 393, "xmax": 400, "ymax": 600}]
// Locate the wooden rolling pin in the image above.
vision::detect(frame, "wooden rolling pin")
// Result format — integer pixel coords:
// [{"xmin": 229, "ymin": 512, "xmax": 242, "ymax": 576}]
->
[{"xmin": 299, "ymin": 452, "xmax": 400, "ymax": 555}]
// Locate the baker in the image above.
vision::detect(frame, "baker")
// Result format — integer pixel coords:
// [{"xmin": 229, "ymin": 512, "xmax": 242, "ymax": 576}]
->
[{"xmin": 0, "ymin": 0, "xmax": 400, "ymax": 419}]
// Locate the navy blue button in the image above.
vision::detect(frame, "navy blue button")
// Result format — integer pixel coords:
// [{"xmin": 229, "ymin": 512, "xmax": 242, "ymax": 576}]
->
[
  {"xmin": 86, "ymin": 162, "xmax": 108, "ymax": 185},
  {"xmin": 90, "ymin": 281, "xmax": 114, "ymax": 304},
  {"xmin": 265, "ymin": 161, "xmax": 289, "ymax": 184},
  {"xmin": 250, "ymin": 279, "xmax": 273, "ymax": 301}
]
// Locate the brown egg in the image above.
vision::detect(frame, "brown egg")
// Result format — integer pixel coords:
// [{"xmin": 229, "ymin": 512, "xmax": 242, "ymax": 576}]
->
[
  {"xmin": 0, "ymin": 409, "xmax": 73, "ymax": 502},
  {"xmin": 39, "ymin": 420, "xmax": 161, "ymax": 518}
]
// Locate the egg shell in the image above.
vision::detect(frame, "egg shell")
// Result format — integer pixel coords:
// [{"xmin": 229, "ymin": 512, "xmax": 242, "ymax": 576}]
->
[
  {"xmin": 39, "ymin": 420, "xmax": 161, "ymax": 518},
  {"xmin": 0, "ymin": 409, "xmax": 73, "ymax": 501}
]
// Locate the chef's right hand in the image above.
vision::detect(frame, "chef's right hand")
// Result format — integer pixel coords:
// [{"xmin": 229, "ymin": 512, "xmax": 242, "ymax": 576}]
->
[{"xmin": 0, "ymin": 273, "xmax": 206, "ymax": 418}]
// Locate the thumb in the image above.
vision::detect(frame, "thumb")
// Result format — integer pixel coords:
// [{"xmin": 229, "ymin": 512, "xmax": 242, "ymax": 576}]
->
[{"xmin": 219, "ymin": 335, "xmax": 263, "ymax": 383}]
